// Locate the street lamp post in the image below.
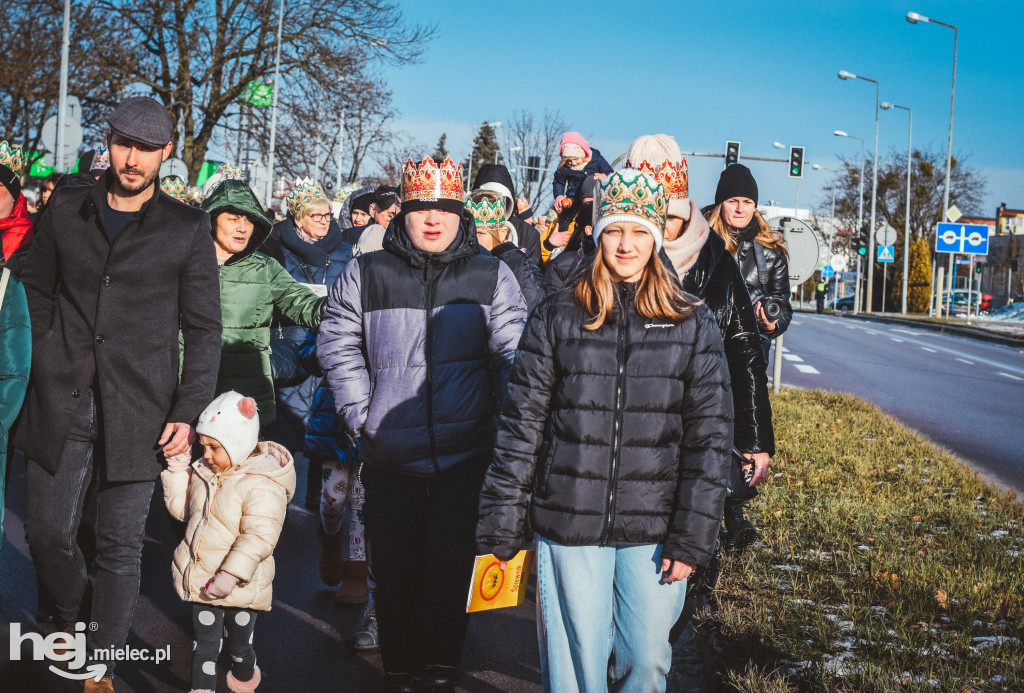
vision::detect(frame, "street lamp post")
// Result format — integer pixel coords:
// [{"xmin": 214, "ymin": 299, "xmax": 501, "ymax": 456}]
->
[
  {"xmin": 907, "ymin": 11, "xmax": 958, "ymax": 319},
  {"xmin": 264, "ymin": 0, "xmax": 285, "ymax": 208},
  {"xmin": 811, "ymin": 164, "xmax": 837, "ymax": 219},
  {"xmin": 882, "ymin": 102, "xmax": 913, "ymax": 315},
  {"xmin": 835, "ymin": 130, "xmax": 865, "ymax": 314},
  {"xmin": 839, "ymin": 69, "xmax": 881, "ymax": 313},
  {"xmin": 812, "ymin": 163, "xmax": 840, "ymax": 307},
  {"xmin": 55, "ymin": 0, "xmax": 72, "ymax": 172}
]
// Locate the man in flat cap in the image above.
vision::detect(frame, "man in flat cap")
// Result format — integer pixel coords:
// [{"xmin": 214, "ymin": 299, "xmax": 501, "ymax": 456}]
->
[{"xmin": 17, "ymin": 96, "xmax": 223, "ymax": 691}]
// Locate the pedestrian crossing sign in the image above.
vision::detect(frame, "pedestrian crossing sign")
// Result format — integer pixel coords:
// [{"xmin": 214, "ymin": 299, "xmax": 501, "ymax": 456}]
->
[{"xmin": 877, "ymin": 245, "xmax": 894, "ymax": 263}]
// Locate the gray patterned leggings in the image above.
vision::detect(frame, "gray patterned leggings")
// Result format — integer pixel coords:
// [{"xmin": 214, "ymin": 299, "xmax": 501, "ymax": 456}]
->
[{"xmin": 190, "ymin": 603, "xmax": 258, "ymax": 690}]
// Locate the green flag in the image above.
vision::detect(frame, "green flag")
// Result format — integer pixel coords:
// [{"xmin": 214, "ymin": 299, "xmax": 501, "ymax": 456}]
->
[{"xmin": 243, "ymin": 81, "xmax": 273, "ymax": 107}]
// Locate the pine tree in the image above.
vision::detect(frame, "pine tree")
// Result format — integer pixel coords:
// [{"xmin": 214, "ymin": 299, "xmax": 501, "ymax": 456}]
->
[
  {"xmin": 908, "ymin": 236, "xmax": 932, "ymax": 313},
  {"xmin": 469, "ymin": 122, "xmax": 501, "ymax": 176},
  {"xmin": 431, "ymin": 133, "xmax": 448, "ymax": 163}
]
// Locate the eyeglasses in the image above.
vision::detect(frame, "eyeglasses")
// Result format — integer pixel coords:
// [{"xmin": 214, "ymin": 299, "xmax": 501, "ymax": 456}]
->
[{"xmin": 307, "ymin": 212, "xmax": 332, "ymax": 223}]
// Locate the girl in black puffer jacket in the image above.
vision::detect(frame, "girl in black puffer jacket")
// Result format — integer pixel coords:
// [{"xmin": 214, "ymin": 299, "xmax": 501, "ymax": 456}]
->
[{"xmin": 477, "ymin": 169, "xmax": 733, "ymax": 693}]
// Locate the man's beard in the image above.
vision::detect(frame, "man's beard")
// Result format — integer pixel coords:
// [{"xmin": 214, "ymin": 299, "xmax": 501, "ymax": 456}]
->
[{"xmin": 114, "ymin": 165, "xmax": 157, "ymax": 196}]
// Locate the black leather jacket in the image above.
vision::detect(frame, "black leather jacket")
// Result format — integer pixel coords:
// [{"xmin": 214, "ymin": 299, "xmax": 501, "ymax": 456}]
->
[
  {"xmin": 682, "ymin": 232, "xmax": 774, "ymax": 455},
  {"xmin": 734, "ymin": 233, "xmax": 792, "ymax": 340}
]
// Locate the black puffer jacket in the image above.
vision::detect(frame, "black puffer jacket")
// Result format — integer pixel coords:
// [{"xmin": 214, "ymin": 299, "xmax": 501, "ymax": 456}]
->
[
  {"xmin": 477, "ymin": 282, "xmax": 734, "ymax": 568},
  {"xmin": 490, "ymin": 242, "xmax": 546, "ymax": 312},
  {"xmin": 682, "ymin": 232, "xmax": 774, "ymax": 455}
]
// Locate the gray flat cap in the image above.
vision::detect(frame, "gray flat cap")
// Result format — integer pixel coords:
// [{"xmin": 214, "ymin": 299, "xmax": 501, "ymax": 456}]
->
[{"xmin": 108, "ymin": 96, "xmax": 173, "ymax": 148}]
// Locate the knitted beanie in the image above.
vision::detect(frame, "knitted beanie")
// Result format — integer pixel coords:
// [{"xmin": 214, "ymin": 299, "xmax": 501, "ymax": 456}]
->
[
  {"xmin": 624, "ymin": 134, "xmax": 689, "ymax": 218},
  {"xmin": 559, "ymin": 132, "xmax": 591, "ymax": 159},
  {"xmin": 196, "ymin": 391, "xmax": 260, "ymax": 466},
  {"xmin": 593, "ymin": 168, "xmax": 667, "ymax": 251},
  {"xmin": 714, "ymin": 163, "xmax": 758, "ymax": 206}
]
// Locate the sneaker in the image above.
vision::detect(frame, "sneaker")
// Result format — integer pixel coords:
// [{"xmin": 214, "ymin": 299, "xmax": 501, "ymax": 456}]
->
[
  {"xmin": 723, "ymin": 502, "xmax": 758, "ymax": 554},
  {"xmin": 346, "ymin": 600, "xmax": 379, "ymax": 651}
]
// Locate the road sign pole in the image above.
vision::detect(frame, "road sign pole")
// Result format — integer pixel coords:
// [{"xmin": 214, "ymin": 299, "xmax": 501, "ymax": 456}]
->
[
  {"xmin": 967, "ymin": 255, "xmax": 974, "ymax": 323},
  {"xmin": 56, "ymin": 0, "xmax": 71, "ymax": 172},
  {"xmin": 882, "ymin": 264, "xmax": 887, "ymax": 313}
]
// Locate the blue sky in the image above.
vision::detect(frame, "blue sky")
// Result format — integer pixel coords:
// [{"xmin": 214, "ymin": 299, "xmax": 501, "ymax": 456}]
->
[{"xmin": 382, "ymin": 0, "xmax": 1023, "ymax": 216}]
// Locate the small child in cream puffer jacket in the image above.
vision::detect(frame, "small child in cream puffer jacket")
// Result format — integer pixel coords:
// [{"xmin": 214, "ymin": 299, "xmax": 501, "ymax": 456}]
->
[{"xmin": 162, "ymin": 391, "xmax": 296, "ymax": 693}]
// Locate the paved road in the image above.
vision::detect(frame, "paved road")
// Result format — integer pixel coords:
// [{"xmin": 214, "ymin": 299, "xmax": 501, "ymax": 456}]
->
[{"xmin": 772, "ymin": 312, "xmax": 1024, "ymax": 495}]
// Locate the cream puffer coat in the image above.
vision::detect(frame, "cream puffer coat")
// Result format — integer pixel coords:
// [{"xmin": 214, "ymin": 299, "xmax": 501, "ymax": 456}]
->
[{"xmin": 161, "ymin": 441, "xmax": 296, "ymax": 611}]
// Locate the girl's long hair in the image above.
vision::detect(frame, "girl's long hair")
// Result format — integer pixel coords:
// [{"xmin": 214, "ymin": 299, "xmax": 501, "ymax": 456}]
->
[
  {"xmin": 707, "ymin": 204, "xmax": 789, "ymax": 258},
  {"xmin": 573, "ymin": 244, "xmax": 694, "ymax": 331}
]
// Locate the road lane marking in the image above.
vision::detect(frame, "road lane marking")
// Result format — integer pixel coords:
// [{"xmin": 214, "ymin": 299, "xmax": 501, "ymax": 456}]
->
[
  {"xmin": 844, "ymin": 325, "xmax": 856, "ymax": 329},
  {"xmin": 782, "ymin": 354, "xmax": 804, "ymax": 362},
  {"xmin": 891, "ymin": 328, "xmax": 919, "ymax": 335},
  {"xmin": 921, "ymin": 347, "xmax": 937, "ymax": 353},
  {"xmin": 998, "ymin": 372, "xmax": 1023, "ymax": 381},
  {"xmin": 891, "ymin": 338, "xmax": 904, "ymax": 343},
  {"xmin": 794, "ymin": 364, "xmax": 820, "ymax": 374},
  {"xmin": 957, "ymin": 358, "xmax": 975, "ymax": 365},
  {"xmin": 865, "ymin": 330, "xmax": 880, "ymax": 335}
]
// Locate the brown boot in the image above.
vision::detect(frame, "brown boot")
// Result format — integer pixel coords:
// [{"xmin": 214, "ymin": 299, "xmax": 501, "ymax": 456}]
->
[
  {"xmin": 333, "ymin": 561, "xmax": 369, "ymax": 605},
  {"xmin": 84, "ymin": 677, "xmax": 115, "ymax": 692},
  {"xmin": 318, "ymin": 525, "xmax": 346, "ymax": 586}
]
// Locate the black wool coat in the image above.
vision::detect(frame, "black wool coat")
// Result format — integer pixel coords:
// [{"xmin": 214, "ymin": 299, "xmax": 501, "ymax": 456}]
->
[
  {"xmin": 16, "ymin": 173, "xmax": 223, "ymax": 482},
  {"xmin": 477, "ymin": 283, "xmax": 733, "ymax": 569}
]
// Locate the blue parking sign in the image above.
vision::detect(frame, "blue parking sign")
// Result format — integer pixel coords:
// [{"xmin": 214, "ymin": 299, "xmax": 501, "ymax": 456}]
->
[{"xmin": 935, "ymin": 223, "xmax": 989, "ymax": 255}]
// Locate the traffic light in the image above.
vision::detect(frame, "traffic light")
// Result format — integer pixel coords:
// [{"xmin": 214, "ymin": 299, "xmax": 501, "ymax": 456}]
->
[
  {"xmin": 725, "ymin": 141, "xmax": 740, "ymax": 167},
  {"xmin": 852, "ymin": 225, "xmax": 868, "ymax": 257},
  {"xmin": 788, "ymin": 146, "xmax": 804, "ymax": 178},
  {"xmin": 526, "ymin": 155, "xmax": 540, "ymax": 183}
]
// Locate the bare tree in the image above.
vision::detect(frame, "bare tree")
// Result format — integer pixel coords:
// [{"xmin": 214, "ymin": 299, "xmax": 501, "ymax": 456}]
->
[
  {"xmin": 0, "ymin": 0, "xmax": 125, "ymax": 166},
  {"xmin": 503, "ymin": 109, "xmax": 568, "ymax": 213},
  {"xmin": 88, "ymin": 0, "xmax": 434, "ymax": 183}
]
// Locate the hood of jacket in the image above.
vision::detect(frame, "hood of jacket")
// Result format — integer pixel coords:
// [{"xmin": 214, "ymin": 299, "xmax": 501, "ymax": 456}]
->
[
  {"xmin": 381, "ymin": 207, "xmax": 480, "ymax": 269},
  {"xmin": 203, "ymin": 179, "xmax": 274, "ymax": 266},
  {"xmin": 192, "ymin": 440, "xmax": 296, "ymax": 499},
  {"xmin": 338, "ymin": 184, "xmax": 374, "ymax": 230}
]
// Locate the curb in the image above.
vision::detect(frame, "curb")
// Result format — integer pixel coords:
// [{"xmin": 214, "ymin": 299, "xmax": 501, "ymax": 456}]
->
[{"xmin": 797, "ymin": 308, "xmax": 1024, "ymax": 348}]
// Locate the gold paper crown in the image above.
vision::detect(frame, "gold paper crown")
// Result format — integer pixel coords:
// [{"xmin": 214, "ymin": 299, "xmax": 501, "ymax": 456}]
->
[
  {"xmin": 333, "ymin": 183, "xmax": 358, "ymax": 204},
  {"xmin": 598, "ymin": 169, "xmax": 667, "ymax": 230},
  {"xmin": 402, "ymin": 157, "xmax": 463, "ymax": 203},
  {"xmin": 466, "ymin": 193, "xmax": 506, "ymax": 232},
  {"xmin": 0, "ymin": 141, "xmax": 26, "ymax": 176},
  {"xmin": 161, "ymin": 176, "xmax": 187, "ymax": 201},
  {"xmin": 630, "ymin": 158, "xmax": 689, "ymax": 200},
  {"xmin": 286, "ymin": 178, "xmax": 327, "ymax": 217}
]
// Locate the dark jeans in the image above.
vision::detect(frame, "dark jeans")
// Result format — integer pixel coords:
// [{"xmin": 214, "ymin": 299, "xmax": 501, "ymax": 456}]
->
[
  {"xmin": 191, "ymin": 604, "xmax": 258, "ymax": 689},
  {"xmin": 24, "ymin": 389, "xmax": 155, "ymax": 678},
  {"xmin": 361, "ymin": 458, "xmax": 487, "ymax": 675}
]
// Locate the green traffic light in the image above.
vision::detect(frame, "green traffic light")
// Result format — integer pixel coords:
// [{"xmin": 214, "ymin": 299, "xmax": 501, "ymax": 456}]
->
[{"xmin": 857, "ymin": 246, "xmax": 867, "ymax": 256}]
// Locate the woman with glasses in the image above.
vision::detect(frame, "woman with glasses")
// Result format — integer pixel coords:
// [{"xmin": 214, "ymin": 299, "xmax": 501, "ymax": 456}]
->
[{"xmin": 201, "ymin": 175, "xmax": 327, "ymax": 432}]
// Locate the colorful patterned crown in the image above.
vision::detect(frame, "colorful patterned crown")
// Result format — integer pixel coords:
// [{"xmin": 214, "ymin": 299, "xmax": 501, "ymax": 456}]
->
[
  {"xmin": 597, "ymin": 168, "xmax": 667, "ymax": 230},
  {"xmin": 466, "ymin": 192, "xmax": 506, "ymax": 233},
  {"xmin": 0, "ymin": 141, "xmax": 26, "ymax": 176},
  {"xmin": 333, "ymin": 183, "xmax": 359, "ymax": 204},
  {"xmin": 161, "ymin": 176, "xmax": 187, "ymax": 201},
  {"xmin": 216, "ymin": 163, "xmax": 245, "ymax": 181},
  {"xmin": 628, "ymin": 157, "xmax": 688, "ymax": 200},
  {"xmin": 402, "ymin": 157, "xmax": 463, "ymax": 204},
  {"xmin": 285, "ymin": 177, "xmax": 327, "ymax": 217},
  {"xmin": 90, "ymin": 147, "xmax": 110, "ymax": 171}
]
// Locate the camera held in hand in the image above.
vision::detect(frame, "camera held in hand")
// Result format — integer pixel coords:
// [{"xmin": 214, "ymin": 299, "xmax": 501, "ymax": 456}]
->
[{"xmin": 758, "ymin": 296, "xmax": 785, "ymax": 322}]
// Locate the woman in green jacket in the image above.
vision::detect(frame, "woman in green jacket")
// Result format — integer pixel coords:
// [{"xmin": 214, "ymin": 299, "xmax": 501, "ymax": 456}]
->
[
  {"xmin": 0, "ymin": 266, "xmax": 31, "ymax": 544},
  {"xmin": 202, "ymin": 178, "xmax": 326, "ymax": 425}
]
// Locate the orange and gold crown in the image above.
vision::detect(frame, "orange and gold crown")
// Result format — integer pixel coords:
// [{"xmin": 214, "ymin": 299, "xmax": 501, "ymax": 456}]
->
[
  {"xmin": 402, "ymin": 157, "xmax": 464, "ymax": 204},
  {"xmin": 632, "ymin": 158, "xmax": 689, "ymax": 200}
]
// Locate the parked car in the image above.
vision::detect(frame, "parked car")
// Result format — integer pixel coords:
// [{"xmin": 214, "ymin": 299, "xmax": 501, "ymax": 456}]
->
[{"xmin": 829, "ymin": 294, "xmax": 856, "ymax": 311}]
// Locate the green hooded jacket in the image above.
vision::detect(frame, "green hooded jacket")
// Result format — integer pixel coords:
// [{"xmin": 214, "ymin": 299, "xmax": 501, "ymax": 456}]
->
[{"xmin": 202, "ymin": 180, "xmax": 326, "ymax": 424}]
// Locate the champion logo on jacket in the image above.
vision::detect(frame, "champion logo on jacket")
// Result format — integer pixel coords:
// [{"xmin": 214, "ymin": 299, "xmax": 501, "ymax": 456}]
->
[{"xmin": 645, "ymin": 323, "xmax": 674, "ymax": 329}]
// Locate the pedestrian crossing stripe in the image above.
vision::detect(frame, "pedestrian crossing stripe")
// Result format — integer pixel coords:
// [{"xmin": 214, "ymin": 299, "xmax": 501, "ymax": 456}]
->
[{"xmin": 877, "ymin": 245, "xmax": 894, "ymax": 262}]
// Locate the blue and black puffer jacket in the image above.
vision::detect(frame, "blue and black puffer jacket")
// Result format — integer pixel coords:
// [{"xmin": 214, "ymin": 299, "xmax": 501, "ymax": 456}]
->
[{"xmin": 316, "ymin": 209, "xmax": 528, "ymax": 477}]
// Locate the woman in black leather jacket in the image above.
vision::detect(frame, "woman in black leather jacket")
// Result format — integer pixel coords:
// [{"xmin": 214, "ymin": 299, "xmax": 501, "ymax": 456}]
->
[{"xmin": 705, "ymin": 164, "xmax": 792, "ymax": 364}]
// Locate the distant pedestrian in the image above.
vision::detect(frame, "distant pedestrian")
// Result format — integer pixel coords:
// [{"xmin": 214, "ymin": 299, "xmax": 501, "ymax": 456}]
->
[
  {"xmin": 816, "ymin": 277, "xmax": 827, "ymax": 313},
  {"xmin": 552, "ymin": 131, "xmax": 613, "ymax": 210},
  {"xmin": 18, "ymin": 95, "xmax": 223, "ymax": 691},
  {"xmin": 162, "ymin": 391, "xmax": 295, "ymax": 693},
  {"xmin": 477, "ymin": 168, "xmax": 733, "ymax": 693},
  {"xmin": 318, "ymin": 156, "xmax": 526, "ymax": 692}
]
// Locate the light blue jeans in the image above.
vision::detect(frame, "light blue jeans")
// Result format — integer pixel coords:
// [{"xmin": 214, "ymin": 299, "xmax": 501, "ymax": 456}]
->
[{"xmin": 536, "ymin": 536, "xmax": 688, "ymax": 693}]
